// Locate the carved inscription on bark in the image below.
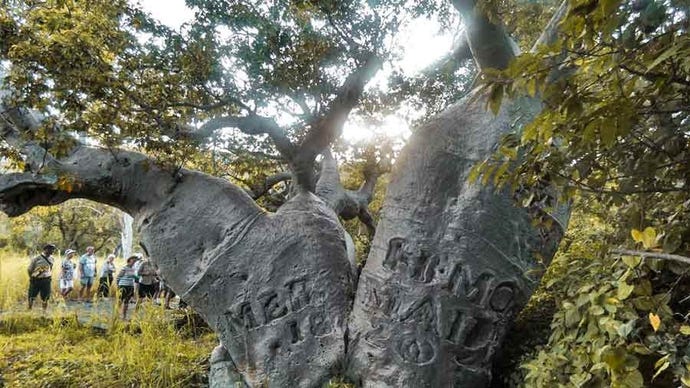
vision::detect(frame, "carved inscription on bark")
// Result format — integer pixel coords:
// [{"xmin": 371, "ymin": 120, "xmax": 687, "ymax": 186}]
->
[
  {"xmin": 396, "ymin": 335, "xmax": 437, "ymax": 365},
  {"xmin": 367, "ymin": 237, "xmax": 522, "ymax": 372},
  {"xmin": 383, "ymin": 238, "xmax": 438, "ymax": 283},
  {"xmin": 224, "ymin": 277, "xmax": 331, "ymax": 340}
]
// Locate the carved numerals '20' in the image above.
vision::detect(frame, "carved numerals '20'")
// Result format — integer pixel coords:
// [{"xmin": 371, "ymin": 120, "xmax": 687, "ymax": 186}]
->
[{"xmin": 396, "ymin": 336, "xmax": 437, "ymax": 365}]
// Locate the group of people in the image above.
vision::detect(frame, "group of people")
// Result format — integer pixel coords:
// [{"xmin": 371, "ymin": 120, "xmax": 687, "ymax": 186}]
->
[{"xmin": 27, "ymin": 243, "xmax": 179, "ymax": 318}]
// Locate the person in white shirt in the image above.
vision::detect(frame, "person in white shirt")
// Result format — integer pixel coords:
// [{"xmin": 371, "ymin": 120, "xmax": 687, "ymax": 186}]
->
[{"xmin": 59, "ymin": 249, "xmax": 77, "ymax": 298}]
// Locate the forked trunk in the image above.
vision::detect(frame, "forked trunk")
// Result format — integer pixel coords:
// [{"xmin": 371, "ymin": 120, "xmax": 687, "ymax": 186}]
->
[
  {"xmin": 0, "ymin": 2, "xmax": 571, "ymax": 385},
  {"xmin": 346, "ymin": 91, "xmax": 567, "ymax": 386}
]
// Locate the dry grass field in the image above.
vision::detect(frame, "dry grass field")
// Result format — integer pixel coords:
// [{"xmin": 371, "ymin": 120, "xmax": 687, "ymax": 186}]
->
[{"xmin": 0, "ymin": 251, "xmax": 216, "ymax": 387}]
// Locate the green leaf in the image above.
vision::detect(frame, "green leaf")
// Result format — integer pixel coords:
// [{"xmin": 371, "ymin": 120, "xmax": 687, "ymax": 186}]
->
[
  {"xmin": 487, "ymin": 84, "xmax": 504, "ymax": 115},
  {"xmin": 600, "ymin": 118, "xmax": 617, "ymax": 147},
  {"xmin": 468, "ymin": 164, "xmax": 482, "ymax": 183},
  {"xmin": 565, "ymin": 307, "xmax": 581, "ymax": 328},
  {"xmin": 652, "ymin": 355, "xmax": 670, "ymax": 380},
  {"xmin": 617, "ymin": 282, "xmax": 634, "ymax": 300},
  {"xmin": 628, "ymin": 343, "xmax": 652, "ymax": 355},
  {"xmin": 622, "ymin": 255, "xmax": 641, "ymax": 268},
  {"xmin": 618, "ymin": 369, "xmax": 644, "ymax": 388}
]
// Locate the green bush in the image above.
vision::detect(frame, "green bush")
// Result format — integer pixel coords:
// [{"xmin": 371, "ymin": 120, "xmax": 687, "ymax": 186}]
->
[{"xmin": 521, "ymin": 205, "xmax": 690, "ymax": 387}]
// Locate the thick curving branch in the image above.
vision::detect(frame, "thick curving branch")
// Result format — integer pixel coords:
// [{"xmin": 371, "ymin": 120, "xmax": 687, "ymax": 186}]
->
[
  {"xmin": 195, "ymin": 112, "xmax": 296, "ymax": 159},
  {"xmin": 247, "ymin": 170, "xmax": 293, "ymax": 200},
  {"xmin": 293, "ymin": 55, "xmax": 383, "ymax": 188},
  {"xmin": 451, "ymin": 0, "xmax": 519, "ymax": 71},
  {"xmin": 315, "ymin": 150, "xmax": 383, "ymax": 234},
  {"xmin": 189, "ymin": 54, "xmax": 382, "ymax": 193}
]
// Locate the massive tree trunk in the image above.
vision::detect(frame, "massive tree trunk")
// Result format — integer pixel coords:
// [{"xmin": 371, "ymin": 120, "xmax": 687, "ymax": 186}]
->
[
  {"xmin": 0, "ymin": 2, "xmax": 571, "ymax": 387},
  {"xmin": 0, "ymin": 142, "xmax": 354, "ymax": 387},
  {"xmin": 346, "ymin": 91, "xmax": 566, "ymax": 387}
]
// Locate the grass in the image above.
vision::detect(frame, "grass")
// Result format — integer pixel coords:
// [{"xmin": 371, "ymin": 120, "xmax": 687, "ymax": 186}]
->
[
  {"xmin": 0, "ymin": 250, "xmax": 217, "ymax": 387},
  {"xmin": 0, "ymin": 251, "xmax": 357, "ymax": 387}
]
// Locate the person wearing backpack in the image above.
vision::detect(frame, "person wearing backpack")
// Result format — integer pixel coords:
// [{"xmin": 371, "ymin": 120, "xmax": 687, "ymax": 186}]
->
[
  {"xmin": 27, "ymin": 243, "xmax": 56, "ymax": 312},
  {"xmin": 135, "ymin": 258, "xmax": 158, "ymax": 301}
]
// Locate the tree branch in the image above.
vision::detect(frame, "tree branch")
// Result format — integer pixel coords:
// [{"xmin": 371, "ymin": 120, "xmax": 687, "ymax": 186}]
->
[
  {"xmin": 294, "ymin": 55, "xmax": 383, "ymax": 188},
  {"xmin": 195, "ymin": 113, "xmax": 295, "ymax": 159},
  {"xmin": 315, "ymin": 150, "xmax": 385, "ymax": 235},
  {"xmin": 451, "ymin": 0, "xmax": 519, "ymax": 71},
  {"xmin": 531, "ymin": 0, "xmax": 569, "ymax": 51},
  {"xmin": 611, "ymin": 249, "xmax": 690, "ymax": 266},
  {"xmin": 248, "ymin": 171, "xmax": 292, "ymax": 200}
]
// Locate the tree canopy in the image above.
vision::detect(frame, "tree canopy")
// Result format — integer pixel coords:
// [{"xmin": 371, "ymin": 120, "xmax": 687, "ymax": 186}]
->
[{"xmin": 1, "ymin": 0, "xmax": 690, "ymax": 386}]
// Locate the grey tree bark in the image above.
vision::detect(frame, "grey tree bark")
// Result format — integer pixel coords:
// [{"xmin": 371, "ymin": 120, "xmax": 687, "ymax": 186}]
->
[
  {"xmin": 0, "ymin": 1, "xmax": 571, "ymax": 387},
  {"xmin": 346, "ymin": 91, "xmax": 566, "ymax": 387}
]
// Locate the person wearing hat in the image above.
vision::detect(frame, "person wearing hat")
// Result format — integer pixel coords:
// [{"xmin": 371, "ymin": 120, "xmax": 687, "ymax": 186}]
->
[
  {"xmin": 59, "ymin": 249, "xmax": 77, "ymax": 298},
  {"xmin": 27, "ymin": 243, "xmax": 56, "ymax": 311}
]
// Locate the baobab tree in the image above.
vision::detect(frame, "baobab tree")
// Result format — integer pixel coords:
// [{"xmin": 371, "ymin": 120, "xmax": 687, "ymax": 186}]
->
[{"xmin": 1, "ymin": 0, "xmax": 571, "ymax": 386}]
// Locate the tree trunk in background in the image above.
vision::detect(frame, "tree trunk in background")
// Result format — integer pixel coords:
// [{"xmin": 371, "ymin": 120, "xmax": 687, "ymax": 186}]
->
[
  {"xmin": 347, "ymin": 91, "xmax": 568, "ymax": 386},
  {"xmin": 120, "ymin": 211, "xmax": 133, "ymax": 258}
]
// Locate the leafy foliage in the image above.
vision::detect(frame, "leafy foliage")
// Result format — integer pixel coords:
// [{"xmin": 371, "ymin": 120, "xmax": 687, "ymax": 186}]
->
[
  {"xmin": 0, "ymin": 199, "xmax": 122, "ymax": 253},
  {"xmin": 474, "ymin": 0, "xmax": 689, "ymax": 252},
  {"xmin": 521, "ymin": 200, "xmax": 690, "ymax": 387}
]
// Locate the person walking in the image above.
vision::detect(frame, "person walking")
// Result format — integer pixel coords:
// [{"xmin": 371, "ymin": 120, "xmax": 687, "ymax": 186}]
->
[
  {"xmin": 97, "ymin": 254, "xmax": 116, "ymax": 297},
  {"xmin": 116, "ymin": 255, "xmax": 138, "ymax": 319},
  {"xmin": 135, "ymin": 257, "xmax": 158, "ymax": 307},
  {"xmin": 59, "ymin": 249, "xmax": 77, "ymax": 299},
  {"xmin": 27, "ymin": 244, "xmax": 56, "ymax": 312},
  {"xmin": 77, "ymin": 246, "xmax": 97, "ymax": 301}
]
